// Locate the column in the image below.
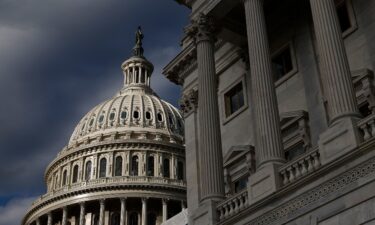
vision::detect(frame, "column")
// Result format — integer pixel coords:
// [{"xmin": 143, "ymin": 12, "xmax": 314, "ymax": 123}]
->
[
  {"xmin": 79, "ymin": 202, "xmax": 86, "ymax": 225},
  {"xmin": 141, "ymin": 198, "xmax": 147, "ymax": 225},
  {"xmin": 99, "ymin": 199, "xmax": 105, "ymax": 225},
  {"xmin": 243, "ymin": 0, "xmax": 284, "ymax": 167},
  {"xmin": 309, "ymin": 0, "xmax": 359, "ymax": 122},
  {"xmin": 162, "ymin": 199, "xmax": 168, "ymax": 222},
  {"xmin": 47, "ymin": 212, "xmax": 52, "ymax": 225},
  {"xmin": 120, "ymin": 198, "xmax": 127, "ymax": 225},
  {"xmin": 194, "ymin": 13, "xmax": 225, "ymax": 202},
  {"xmin": 62, "ymin": 207, "xmax": 68, "ymax": 225},
  {"xmin": 36, "ymin": 218, "xmax": 41, "ymax": 225},
  {"xmin": 181, "ymin": 200, "xmax": 186, "ymax": 210}
]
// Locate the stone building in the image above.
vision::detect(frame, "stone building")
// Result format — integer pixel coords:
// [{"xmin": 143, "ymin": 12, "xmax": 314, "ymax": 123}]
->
[
  {"xmin": 23, "ymin": 28, "xmax": 187, "ymax": 225},
  {"xmin": 163, "ymin": 0, "xmax": 375, "ymax": 225}
]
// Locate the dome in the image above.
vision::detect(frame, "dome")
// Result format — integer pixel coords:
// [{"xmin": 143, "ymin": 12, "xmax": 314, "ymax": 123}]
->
[
  {"xmin": 68, "ymin": 87, "xmax": 184, "ymax": 146},
  {"xmin": 23, "ymin": 27, "xmax": 186, "ymax": 225}
]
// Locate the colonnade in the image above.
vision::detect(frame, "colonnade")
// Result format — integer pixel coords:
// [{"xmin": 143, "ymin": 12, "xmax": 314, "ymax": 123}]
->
[
  {"xmin": 29, "ymin": 197, "xmax": 186, "ymax": 225},
  {"xmin": 191, "ymin": 0, "xmax": 359, "ymax": 203},
  {"xmin": 123, "ymin": 65, "xmax": 151, "ymax": 87}
]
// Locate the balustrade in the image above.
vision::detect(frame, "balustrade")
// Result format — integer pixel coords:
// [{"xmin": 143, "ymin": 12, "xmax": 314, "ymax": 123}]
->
[
  {"xmin": 216, "ymin": 189, "xmax": 249, "ymax": 221},
  {"xmin": 279, "ymin": 148, "xmax": 321, "ymax": 185},
  {"xmin": 358, "ymin": 114, "xmax": 375, "ymax": 141}
]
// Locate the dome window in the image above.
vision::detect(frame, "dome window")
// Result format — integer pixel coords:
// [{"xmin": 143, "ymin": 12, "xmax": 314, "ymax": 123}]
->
[
  {"xmin": 98, "ymin": 115, "xmax": 104, "ymax": 123},
  {"xmin": 145, "ymin": 111, "xmax": 152, "ymax": 120},
  {"xmin": 157, "ymin": 113, "xmax": 163, "ymax": 122},
  {"xmin": 109, "ymin": 112, "xmax": 115, "ymax": 121},
  {"xmin": 133, "ymin": 111, "xmax": 139, "ymax": 119},
  {"xmin": 89, "ymin": 118, "xmax": 95, "ymax": 126},
  {"xmin": 121, "ymin": 111, "xmax": 127, "ymax": 119}
]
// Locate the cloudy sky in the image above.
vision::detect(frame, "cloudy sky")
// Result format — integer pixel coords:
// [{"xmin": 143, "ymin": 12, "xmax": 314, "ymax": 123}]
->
[{"xmin": 0, "ymin": 1, "xmax": 189, "ymax": 224}]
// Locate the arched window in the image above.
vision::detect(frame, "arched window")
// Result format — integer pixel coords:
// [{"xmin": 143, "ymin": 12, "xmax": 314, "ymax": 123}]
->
[
  {"xmin": 99, "ymin": 158, "xmax": 107, "ymax": 178},
  {"xmin": 115, "ymin": 156, "xmax": 123, "ymax": 177},
  {"xmin": 110, "ymin": 212, "xmax": 120, "ymax": 225},
  {"xmin": 177, "ymin": 161, "xmax": 184, "ymax": 180},
  {"xmin": 147, "ymin": 156, "xmax": 154, "ymax": 176},
  {"xmin": 145, "ymin": 111, "xmax": 151, "ymax": 120},
  {"xmin": 157, "ymin": 113, "xmax": 163, "ymax": 122},
  {"xmin": 147, "ymin": 213, "xmax": 157, "ymax": 225},
  {"xmin": 133, "ymin": 111, "xmax": 139, "ymax": 119},
  {"xmin": 85, "ymin": 161, "xmax": 92, "ymax": 181},
  {"xmin": 131, "ymin": 156, "xmax": 139, "ymax": 176},
  {"xmin": 62, "ymin": 170, "xmax": 67, "ymax": 186},
  {"xmin": 163, "ymin": 158, "xmax": 170, "ymax": 178},
  {"xmin": 72, "ymin": 165, "xmax": 79, "ymax": 183},
  {"xmin": 129, "ymin": 212, "xmax": 138, "ymax": 225}
]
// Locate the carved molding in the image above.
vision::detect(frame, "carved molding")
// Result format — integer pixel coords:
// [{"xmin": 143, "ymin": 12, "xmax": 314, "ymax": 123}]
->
[{"xmin": 179, "ymin": 88, "xmax": 198, "ymax": 116}]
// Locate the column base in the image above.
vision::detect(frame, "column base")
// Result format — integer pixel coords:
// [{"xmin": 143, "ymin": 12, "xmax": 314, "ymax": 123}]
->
[
  {"xmin": 247, "ymin": 163, "xmax": 282, "ymax": 204},
  {"xmin": 190, "ymin": 200, "xmax": 219, "ymax": 225},
  {"xmin": 318, "ymin": 117, "xmax": 361, "ymax": 165}
]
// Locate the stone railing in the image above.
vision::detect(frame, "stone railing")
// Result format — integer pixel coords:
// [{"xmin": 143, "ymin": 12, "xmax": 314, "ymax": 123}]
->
[
  {"xmin": 32, "ymin": 176, "xmax": 186, "ymax": 206},
  {"xmin": 279, "ymin": 147, "xmax": 321, "ymax": 186},
  {"xmin": 217, "ymin": 189, "xmax": 249, "ymax": 222},
  {"xmin": 358, "ymin": 114, "xmax": 375, "ymax": 141}
]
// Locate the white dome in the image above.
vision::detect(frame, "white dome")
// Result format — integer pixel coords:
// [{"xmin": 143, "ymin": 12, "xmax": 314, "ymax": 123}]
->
[{"xmin": 69, "ymin": 86, "xmax": 184, "ymax": 146}]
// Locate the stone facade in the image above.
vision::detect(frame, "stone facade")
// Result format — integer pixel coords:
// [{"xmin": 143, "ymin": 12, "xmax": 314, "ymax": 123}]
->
[
  {"xmin": 163, "ymin": 0, "xmax": 375, "ymax": 224},
  {"xmin": 23, "ymin": 29, "xmax": 187, "ymax": 225}
]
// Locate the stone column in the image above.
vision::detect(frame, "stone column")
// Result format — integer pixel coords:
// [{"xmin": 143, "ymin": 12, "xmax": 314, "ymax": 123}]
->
[
  {"xmin": 193, "ymin": 13, "xmax": 225, "ymax": 202},
  {"xmin": 310, "ymin": 0, "xmax": 361, "ymax": 164},
  {"xmin": 243, "ymin": 0, "xmax": 285, "ymax": 203},
  {"xmin": 36, "ymin": 218, "xmax": 41, "ymax": 225},
  {"xmin": 62, "ymin": 207, "xmax": 68, "ymax": 225},
  {"xmin": 47, "ymin": 212, "xmax": 52, "ymax": 225},
  {"xmin": 99, "ymin": 199, "xmax": 105, "ymax": 225},
  {"xmin": 243, "ymin": 0, "xmax": 284, "ymax": 167},
  {"xmin": 310, "ymin": 0, "xmax": 359, "ymax": 122},
  {"xmin": 141, "ymin": 198, "xmax": 147, "ymax": 225},
  {"xmin": 120, "ymin": 198, "xmax": 127, "ymax": 225},
  {"xmin": 162, "ymin": 199, "xmax": 168, "ymax": 222},
  {"xmin": 79, "ymin": 202, "xmax": 86, "ymax": 225}
]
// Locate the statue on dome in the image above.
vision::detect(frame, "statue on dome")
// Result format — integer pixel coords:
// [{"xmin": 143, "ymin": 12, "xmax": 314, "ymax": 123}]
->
[{"xmin": 133, "ymin": 26, "xmax": 144, "ymax": 57}]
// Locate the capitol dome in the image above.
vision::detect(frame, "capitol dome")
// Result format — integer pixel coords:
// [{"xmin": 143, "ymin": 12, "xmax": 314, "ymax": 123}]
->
[{"xmin": 23, "ymin": 28, "xmax": 186, "ymax": 225}]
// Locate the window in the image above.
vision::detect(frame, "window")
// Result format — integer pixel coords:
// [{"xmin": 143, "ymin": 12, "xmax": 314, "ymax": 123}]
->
[
  {"xmin": 98, "ymin": 115, "xmax": 104, "ymax": 124},
  {"xmin": 272, "ymin": 46, "xmax": 293, "ymax": 81},
  {"xmin": 147, "ymin": 156, "xmax": 154, "ymax": 176},
  {"xmin": 234, "ymin": 176, "xmax": 248, "ymax": 193},
  {"xmin": 110, "ymin": 212, "xmax": 120, "ymax": 225},
  {"xmin": 99, "ymin": 158, "xmax": 107, "ymax": 178},
  {"xmin": 62, "ymin": 170, "xmax": 67, "ymax": 186},
  {"xmin": 109, "ymin": 112, "xmax": 115, "ymax": 121},
  {"xmin": 115, "ymin": 156, "xmax": 123, "ymax": 177},
  {"xmin": 177, "ymin": 161, "xmax": 184, "ymax": 180},
  {"xmin": 131, "ymin": 156, "xmax": 139, "ymax": 176},
  {"xmin": 85, "ymin": 161, "xmax": 92, "ymax": 181},
  {"xmin": 147, "ymin": 213, "xmax": 157, "ymax": 225},
  {"xmin": 335, "ymin": 0, "xmax": 356, "ymax": 35},
  {"xmin": 133, "ymin": 111, "xmax": 139, "ymax": 119},
  {"xmin": 145, "ymin": 111, "xmax": 151, "ymax": 120},
  {"xmin": 121, "ymin": 111, "xmax": 127, "ymax": 119},
  {"xmin": 163, "ymin": 158, "xmax": 170, "ymax": 178},
  {"xmin": 224, "ymin": 82, "xmax": 245, "ymax": 117},
  {"xmin": 157, "ymin": 113, "xmax": 163, "ymax": 122},
  {"xmin": 129, "ymin": 213, "xmax": 138, "ymax": 225},
  {"xmin": 72, "ymin": 165, "xmax": 79, "ymax": 183},
  {"xmin": 54, "ymin": 175, "xmax": 59, "ymax": 189},
  {"xmin": 89, "ymin": 118, "xmax": 95, "ymax": 126}
]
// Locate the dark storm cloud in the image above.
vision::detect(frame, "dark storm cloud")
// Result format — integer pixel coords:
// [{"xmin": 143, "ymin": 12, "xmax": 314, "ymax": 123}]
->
[{"xmin": 0, "ymin": 0, "xmax": 188, "ymax": 217}]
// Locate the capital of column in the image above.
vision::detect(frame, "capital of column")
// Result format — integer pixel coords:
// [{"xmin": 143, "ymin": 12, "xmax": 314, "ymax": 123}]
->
[
  {"xmin": 186, "ymin": 13, "xmax": 216, "ymax": 44},
  {"xmin": 99, "ymin": 199, "xmax": 105, "ymax": 205}
]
